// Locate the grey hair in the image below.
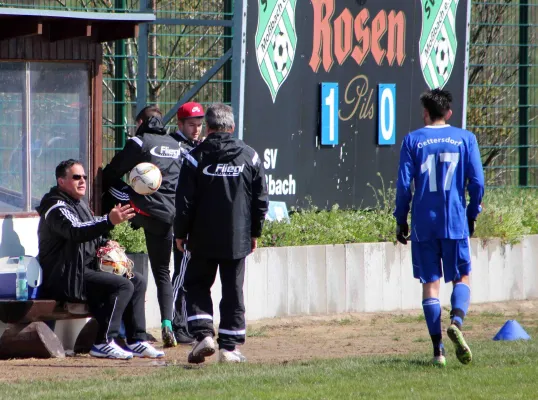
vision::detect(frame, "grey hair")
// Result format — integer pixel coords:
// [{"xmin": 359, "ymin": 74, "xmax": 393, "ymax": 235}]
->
[{"xmin": 205, "ymin": 103, "xmax": 235, "ymax": 132}]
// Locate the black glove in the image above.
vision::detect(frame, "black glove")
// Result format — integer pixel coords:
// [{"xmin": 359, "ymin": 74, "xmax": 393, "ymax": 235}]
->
[
  {"xmin": 468, "ymin": 217, "xmax": 476, "ymax": 237},
  {"xmin": 396, "ymin": 222, "xmax": 409, "ymax": 245}
]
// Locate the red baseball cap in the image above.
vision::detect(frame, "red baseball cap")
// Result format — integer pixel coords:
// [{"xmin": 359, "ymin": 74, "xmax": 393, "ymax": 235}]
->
[{"xmin": 177, "ymin": 102, "xmax": 205, "ymax": 120}]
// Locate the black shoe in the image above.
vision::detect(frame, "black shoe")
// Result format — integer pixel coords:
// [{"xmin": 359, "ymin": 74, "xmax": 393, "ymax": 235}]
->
[
  {"xmin": 162, "ymin": 326, "xmax": 177, "ymax": 348},
  {"xmin": 174, "ymin": 328, "xmax": 195, "ymax": 345},
  {"xmin": 146, "ymin": 332, "xmax": 158, "ymax": 343}
]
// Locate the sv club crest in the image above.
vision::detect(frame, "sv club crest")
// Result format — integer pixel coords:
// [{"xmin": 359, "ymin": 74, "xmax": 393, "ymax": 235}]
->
[
  {"xmin": 419, "ymin": 0, "xmax": 459, "ymax": 89},
  {"xmin": 255, "ymin": 0, "xmax": 297, "ymax": 102}
]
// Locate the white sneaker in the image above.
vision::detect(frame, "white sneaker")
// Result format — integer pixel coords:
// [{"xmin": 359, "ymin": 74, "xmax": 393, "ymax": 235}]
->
[
  {"xmin": 218, "ymin": 348, "xmax": 247, "ymax": 363},
  {"xmin": 188, "ymin": 336, "xmax": 215, "ymax": 364},
  {"xmin": 90, "ymin": 340, "xmax": 133, "ymax": 360},
  {"xmin": 127, "ymin": 341, "xmax": 165, "ymax": 358}
]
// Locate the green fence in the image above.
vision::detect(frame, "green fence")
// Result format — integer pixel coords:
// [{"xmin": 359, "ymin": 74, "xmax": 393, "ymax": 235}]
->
[
  {"xmin": 468, "ymin": 0, "xmax": 538, "ymax": 187},
  {"xmin": 102, "ymin": 0, "xmax": 234, "ymax": 163},
  {"xmin": 1, "ymin": 0, "xmax": 537, "ymax": 188}
]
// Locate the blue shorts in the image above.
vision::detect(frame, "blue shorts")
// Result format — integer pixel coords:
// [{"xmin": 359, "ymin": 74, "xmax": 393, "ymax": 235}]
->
[{"xmin": 411, "ymin": 239, "xmax": 471, "ymax": 284}]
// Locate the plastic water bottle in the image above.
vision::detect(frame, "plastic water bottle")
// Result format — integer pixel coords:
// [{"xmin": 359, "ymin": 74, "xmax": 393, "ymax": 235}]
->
[{"xmin": 16, "ymin": 256, "xmax": 28, "ymax": 301}]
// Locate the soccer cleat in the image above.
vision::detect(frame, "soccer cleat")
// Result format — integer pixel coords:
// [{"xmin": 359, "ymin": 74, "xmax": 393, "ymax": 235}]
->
[
  {"xmin": 188, "ymin": 336, "xmax": 216, "ymax": 364},
  {"xmin": 90, "ymin": 340, "xmax": 133, "ymax": 360},
  {"xmin": 447, "ymin": 324, "xmax": 472, "ymax": 365},
  {"xmin": 431, "ymin": 355, "xmax": 447, "ymax": 367},
  {"xmin": 162, "ymin": 326, "xmax": 177, "ymax": 348},
  {"xmin": 431, "ymin": 343, "xmax": 446, "ymax": 367},
  {"xmin": 174, "ymin": 328, "xmax": 196, "ymax": 345},
  {"xmin": 218, "ymin": 348, "xmax": 247, "ymax": 363},
  {"xmin": 127, "ymin": 341, "xmax": 165, "ymax": 358}
]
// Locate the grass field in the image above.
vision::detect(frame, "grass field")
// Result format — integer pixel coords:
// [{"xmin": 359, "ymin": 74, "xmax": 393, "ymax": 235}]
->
[
  {"xmin": 1, "ymin": 303, "xmax": 536, "ymax": 400},
  {"xmin": 1, "ymin": 339, "xmax": 537, "ymax": 400}
]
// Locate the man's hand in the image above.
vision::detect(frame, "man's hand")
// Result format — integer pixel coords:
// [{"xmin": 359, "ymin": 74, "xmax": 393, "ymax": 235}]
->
[
  {"xmin": 109, "ymin": 204, "xmax": 135, "ymax": 225},
  {"xmin": 251, "ymin": 238, "xmax": 258, "ymax": 253},
  {"xmin": 176, "ymin": 238, "xmax": 185, "ymax": 253},
  {"xmin": 468, "ymin": 217, "xmax": 476, "ymax": 237},
  {"xmin": 396, "ymin": 222, "xmax": 409, "ymax": 245}
]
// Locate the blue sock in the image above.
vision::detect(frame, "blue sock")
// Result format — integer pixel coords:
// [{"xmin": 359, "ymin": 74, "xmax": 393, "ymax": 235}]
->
[
  {"xmin": 451, "ymin": 283, "xmax": 471, "ymax": 328},
  {"xmin": 422, "ymin": 298, "xmax": 442, "ymax": 354}
]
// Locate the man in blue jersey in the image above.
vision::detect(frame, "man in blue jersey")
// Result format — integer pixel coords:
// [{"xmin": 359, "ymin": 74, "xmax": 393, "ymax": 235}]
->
[{"xmin": 394, "ymin": 89, "xmax": 484, "ymax": 367}]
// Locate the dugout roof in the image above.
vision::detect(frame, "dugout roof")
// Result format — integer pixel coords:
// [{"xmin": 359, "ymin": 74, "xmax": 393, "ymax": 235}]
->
[{"xmin": 0, "ymin": 7, "xmax": 155, "ymax": 42}]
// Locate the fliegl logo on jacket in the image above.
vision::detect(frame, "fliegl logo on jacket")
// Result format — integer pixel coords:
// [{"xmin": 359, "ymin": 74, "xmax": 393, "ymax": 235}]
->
[
  {"xmin": 255, "ymin": 0, "xmax": 297, "ymax": 102},
  {"xmin": 150, "ymin": 146, "xmax": 181, "ymax": 158},
  {"xmin": 203, "ymin": 164, "xmax": 245, "ymax": 177},
  {"xmin": 419, "ymin": 0, "xmax": 459, "ymax": 89}
]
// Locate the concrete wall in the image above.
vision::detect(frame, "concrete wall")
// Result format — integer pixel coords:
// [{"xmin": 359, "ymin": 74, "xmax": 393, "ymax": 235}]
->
[
  {"xmin": 142, "ymin": 236, "xmax": 538, "ymax": 328},
  {"xmin": 2, "ymin": 215, "xmax": 537, "ymax": 330}
]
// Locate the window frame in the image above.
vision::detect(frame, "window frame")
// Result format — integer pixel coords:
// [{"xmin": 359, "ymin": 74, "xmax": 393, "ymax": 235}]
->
[{"xmin": 0, "ymin": 58, "xmax": 101, "ymax": 218}]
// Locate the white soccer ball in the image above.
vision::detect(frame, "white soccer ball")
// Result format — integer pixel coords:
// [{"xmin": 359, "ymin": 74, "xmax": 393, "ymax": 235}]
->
[
  {"xmin": 129, "ymin": 162, "xmax": 162, "ymax": 195},
  {"xmin": 272, "ymin": 31, "xmax": 289, "ymax": 74},
  {"xmin": 435, "ymin": 36, "xmax": 451, "ymax": 79}
]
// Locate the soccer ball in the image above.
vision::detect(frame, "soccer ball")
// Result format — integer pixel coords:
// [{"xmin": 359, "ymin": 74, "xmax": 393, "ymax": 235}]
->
[
  {"xmin": 129, "ymin": 162, "xmax": 162, "ymax": 195},
  {"xmin": 435, "ymin": 36, "xmax": 451, "ymax": 78},
  {"xmin": 272, "ymin": 31, "xmax": 289, "ymax": 74}
]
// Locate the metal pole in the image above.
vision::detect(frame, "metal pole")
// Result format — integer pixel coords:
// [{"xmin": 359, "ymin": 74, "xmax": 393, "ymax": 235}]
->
[
  {"xmin": 223, "ymin": 0, "xmax": 232, "ymax": 105},
  {"xmin": 163, "ymin": 50, "xmax": 233, "ymax": 124},
  {"xmin": 230, "ymin": 0, "xmax": 248, "ymax": 139},
  {"xmin": 23, "ymin": 63, "xmax": 31, "ymax": 211},
  {"xmin": 114, "ymin": 0, "xmax": 126, "ymax": 150},
  {"xmin": 519, "ymin": 0, "xmax": 529, "ymax": 187},
  {"xmin": 461, "ymin": 0, "xmax": 472, "ymax": 130},
  {"xmin": 136, "ymin": 0, "xmax": 150, "ymax": 115}
]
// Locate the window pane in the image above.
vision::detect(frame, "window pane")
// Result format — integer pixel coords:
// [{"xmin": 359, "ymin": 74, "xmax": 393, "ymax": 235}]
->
[
  {"xmin": 30, "ymin": 63, "xmax": 90, "ymax": 209},
  {"xmin": 0, "ymin": 63, "xmax": 25, "ymax": 213}
]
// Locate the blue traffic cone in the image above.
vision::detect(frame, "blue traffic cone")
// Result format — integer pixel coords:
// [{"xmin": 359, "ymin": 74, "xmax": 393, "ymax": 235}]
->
[{"xmin": 493, "ymin": 320, "xmax": 531, "ymax": 341}]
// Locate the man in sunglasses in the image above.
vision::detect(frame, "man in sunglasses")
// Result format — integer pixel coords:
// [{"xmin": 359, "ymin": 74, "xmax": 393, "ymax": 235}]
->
[
  {"xmin": 36, "ymin": 159, "xmax": 164, "ymax": 359},
  {"xmin": 101, "ymin": 105, "xmax": 181, "ymax": 348}
]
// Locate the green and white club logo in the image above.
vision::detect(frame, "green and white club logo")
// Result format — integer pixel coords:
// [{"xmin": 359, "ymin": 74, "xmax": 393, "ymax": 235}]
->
[
  {"xmin": 419, "ymin": 0, "xmax": 459, "ymax": 89},
  {"xmin": 255, "ymin": 0, "xmax": 297, "ymax": 102}
]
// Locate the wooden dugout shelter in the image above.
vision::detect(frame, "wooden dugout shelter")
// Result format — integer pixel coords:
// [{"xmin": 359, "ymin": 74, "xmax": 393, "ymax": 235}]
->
[{"xmin": 0, "ymin": 7, "xmax": 154, "ymax": 216}]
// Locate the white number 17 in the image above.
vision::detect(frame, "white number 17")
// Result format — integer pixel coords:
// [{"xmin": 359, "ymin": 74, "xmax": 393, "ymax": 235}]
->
[{"xmin": 420, "ymin": 152, "xmax": 460, "ymax": 192}]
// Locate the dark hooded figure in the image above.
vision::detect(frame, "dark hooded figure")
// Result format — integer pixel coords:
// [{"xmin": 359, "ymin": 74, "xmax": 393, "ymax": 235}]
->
[
  {"xmin": 101, "ymin": 105, "xmax": 181, "ymax": 348},
  {"xmin": 174, "ymin": 103, "xmax": 268, "ymax": 364}
]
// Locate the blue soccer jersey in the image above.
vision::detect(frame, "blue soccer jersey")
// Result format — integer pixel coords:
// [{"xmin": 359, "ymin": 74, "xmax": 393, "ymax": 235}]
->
[{"xmin": 394, "ymin": 125, "xmax": 485, "ymax": 242}]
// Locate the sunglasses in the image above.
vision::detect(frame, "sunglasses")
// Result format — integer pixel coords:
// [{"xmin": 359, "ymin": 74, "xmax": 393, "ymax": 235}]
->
[{"xmin": 71, "ymin": 174, "xmax": 88, "ymax": 181}]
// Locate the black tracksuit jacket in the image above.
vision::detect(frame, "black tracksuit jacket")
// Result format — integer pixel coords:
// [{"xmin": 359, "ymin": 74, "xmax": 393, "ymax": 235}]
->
[
  {"xmin": 102, "ymin": 116, "xmax": 181, "ymax": 225},
  {"xmin": 174, "ymin": 132, "xmax": 269, "ymax": 260},
  {"xmin": 36, "ymin": 187, "xmax": 113, "ymax": 302},
  {"xmin": 170, "ymin": 130, "xmax": 198, "ymax": 154}
]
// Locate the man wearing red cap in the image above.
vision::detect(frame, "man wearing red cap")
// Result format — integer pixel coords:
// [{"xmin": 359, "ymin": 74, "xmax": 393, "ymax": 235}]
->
[{"xmin": 169, "ymin": 102, "xmax": 204, "ymax": 344}]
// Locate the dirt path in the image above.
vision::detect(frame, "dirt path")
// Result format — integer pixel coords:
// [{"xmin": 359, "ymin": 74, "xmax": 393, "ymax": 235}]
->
[{"xmin": 1, "ymin": 299, "xmax": 537, "ymax": 382}]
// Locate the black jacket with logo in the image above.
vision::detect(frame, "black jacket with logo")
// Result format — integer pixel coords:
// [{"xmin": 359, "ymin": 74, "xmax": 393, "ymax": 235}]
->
[
  {"xmin": 36, "ymin": 187, "xmax": 113, "ymax": 302},
  {"xmin": 102, "ymin": 116, "xmax": 181, "ymax": 224},
  {"xmin": 170, "ymin": 130, "xmax": 198, "ymax": 154},
  {"xmin": 174, "ymin": 132, "xmax": 269, "ymax": 259}
]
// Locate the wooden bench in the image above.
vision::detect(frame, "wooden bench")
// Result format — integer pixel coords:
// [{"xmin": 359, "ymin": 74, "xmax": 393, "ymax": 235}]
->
[{"xmin": 0, "ymin": 300, "xmax": 97, "ymax": 359}]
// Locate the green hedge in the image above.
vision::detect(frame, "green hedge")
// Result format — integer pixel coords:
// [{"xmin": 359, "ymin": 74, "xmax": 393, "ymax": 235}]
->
[
  {"xmin": 261, "ymin": 188, "xmax": 538, "ymax": 248},
  {"xmin": 110, "ymin": 184, "xmax": 538, "ymax": 253},
  {"xmin": 109, "ymin": 222, "xmax": 147, "ymax": 254}
]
